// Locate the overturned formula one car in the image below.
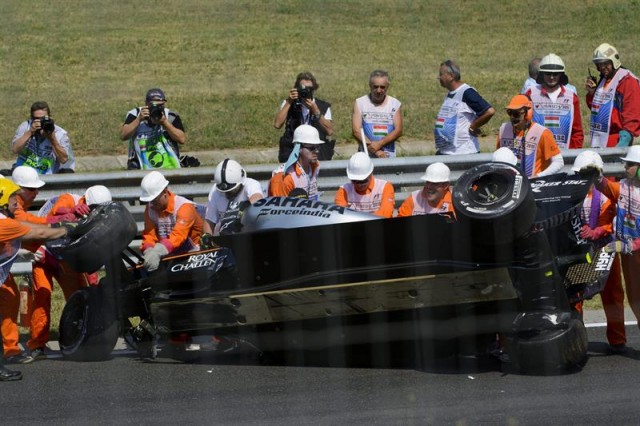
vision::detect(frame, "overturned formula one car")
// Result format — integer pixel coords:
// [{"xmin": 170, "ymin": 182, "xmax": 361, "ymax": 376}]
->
[{"xmin": 49, "ymin": 162, "xmax": 614, "ymax": 375}]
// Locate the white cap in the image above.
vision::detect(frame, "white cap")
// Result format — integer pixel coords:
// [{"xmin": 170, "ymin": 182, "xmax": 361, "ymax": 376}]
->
[
  {"xmin": 492, "ymin": 147, "xmax": 518, "ymax": 166},
  {"xmin": 293, "ymin": 124, "xmax": 324, "ymax": 145},
  {"xmin": 12, "ymin": 166, "xmax": 45, "ymax": 188},
  {"xmin": 85, "ymin": 185, "xmax": 112, "ymax": 205},
  {"xmin": 621, "ymin": 146, "xmax": 640, "ymax": 164},
  {"xmin": 140, "ymin": 171, "xmax": 169, "ymax": 202},
  {"xmin": 421, "ymin": 162, "xmax": 450, "ymax": 183},
  {"xmin": 346, "ymin": 152, "xmax": 374, "ymax": 181}
]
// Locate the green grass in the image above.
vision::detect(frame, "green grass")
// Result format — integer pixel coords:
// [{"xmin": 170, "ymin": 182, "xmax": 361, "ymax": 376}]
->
[{"xmin": 1, "ymin": 0, "xmax": 639, "ymax": 163}]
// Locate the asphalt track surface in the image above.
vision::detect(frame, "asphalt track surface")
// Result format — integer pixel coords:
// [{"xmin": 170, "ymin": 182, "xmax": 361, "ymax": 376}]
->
[{"xmin": 3, "ymin": 321, "xmax": 640, "ymax": 425}]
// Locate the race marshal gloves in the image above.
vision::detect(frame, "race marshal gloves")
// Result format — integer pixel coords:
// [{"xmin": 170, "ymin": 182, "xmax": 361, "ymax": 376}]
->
[
  {"xmin": 143, "ymin": 243, "xmax": 169, "ymax": 271},
  {"xmin": 604, "ymin": 238, "xmax": 640, "ymax": 254},
  {"xmin": 46, "ymin": 212, "xmax": 77, "ymax": 224},
  {"xmin": 73, "ymin": 204, "xmax": 91, "ymax": 217},
  {"xmin": 580, "ymin": 225, "xmax": 608, "ymax": 241},
  {"xmin": 617, "ymin": 130, "xmax": 633, "ymax": 147}
]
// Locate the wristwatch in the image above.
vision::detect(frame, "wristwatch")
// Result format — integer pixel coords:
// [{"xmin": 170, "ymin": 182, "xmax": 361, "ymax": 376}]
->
[{"xmin": 313, "ymin": 111, "xmax": 322, "ymax": 119}]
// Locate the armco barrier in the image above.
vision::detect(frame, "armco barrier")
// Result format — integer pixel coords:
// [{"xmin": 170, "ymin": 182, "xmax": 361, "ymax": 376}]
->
[{"xmin": 11, "ymin": 147, "xmax": 628, "ymax": 275}]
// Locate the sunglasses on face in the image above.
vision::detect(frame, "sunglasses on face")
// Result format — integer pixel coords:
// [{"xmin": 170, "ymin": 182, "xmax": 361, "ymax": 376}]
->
[
  {"xmin": 507, "ymin": 109, "xmax": 525, "ymax": 117},
  {"xmin": 370, "ymin": 85, "xmax": 388, "ymax": 90},
  {"xmin": 351, "ymin": 178, "xmax": 369, "ymax": 185},
  {"xmin": 301, "ymin": 144, "xmax": 320, "ymax": 152}
]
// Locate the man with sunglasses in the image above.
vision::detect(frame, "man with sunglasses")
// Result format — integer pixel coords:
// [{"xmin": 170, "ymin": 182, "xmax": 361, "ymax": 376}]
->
[
  {"xmin": 334, "ymin": 152, "xmax": 395, "ymax": 218},
  {"xmin": 596, "ymin": 146, "xmax": 640, "ymax": 338},
  {"xmin": 524, "ymin": 53, "xmax": 584, "ymax": 149},
  {"xmin": 496, "ymin": 94, "xmax": 563, "ymax": 178},
  {"xmin": 586, "ymin": 43, "xmax": 640, "ymax": 148},
  {"xmin": 139, "ymin": 171, "xmax": 203, "ymax": 271},
  {"xmin": 397, "ymin": 162, "xmax": 454, "ymax": 217},
  {"xmin": 204, "ymin": 159, "xmax": 263, "ymax": 236},
  {"xmin": 352, "ymin": 69, "xmax": 403, "ymax": 158},
  {"xmin": 268, "ymin": 125, "xmax": 324, "ymax": 200},
  {"xmin": 434, "ymin": 59, "xmax": 495, "ymax": 155}
]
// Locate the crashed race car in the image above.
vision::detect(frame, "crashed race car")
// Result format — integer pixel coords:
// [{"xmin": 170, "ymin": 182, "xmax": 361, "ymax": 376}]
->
[{"xmin": 49, "ymin": 162, "xmax": 614, "ymax": 375}]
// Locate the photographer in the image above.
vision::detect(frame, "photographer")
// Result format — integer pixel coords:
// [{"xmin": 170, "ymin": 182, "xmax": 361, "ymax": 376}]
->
[
  {"xmin": 274, "ymin": 72, "xmax": 335, "ymax": 162},
  {"xmin": 11, "ymin": 101, "xmax": 74, "ymax": 174},
  {"xmin": 120, "ymin": 88, "xmax": 186, "ymax": 170}
]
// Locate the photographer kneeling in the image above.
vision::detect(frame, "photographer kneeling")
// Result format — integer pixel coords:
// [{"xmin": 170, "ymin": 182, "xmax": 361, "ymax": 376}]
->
[
  {"xmin": 274, "ymin": 72, "xmax": 335, "ymax": 162},
  {"xmin": 120, "ymin": 88, "xmax": 187, "ymax": 170}
]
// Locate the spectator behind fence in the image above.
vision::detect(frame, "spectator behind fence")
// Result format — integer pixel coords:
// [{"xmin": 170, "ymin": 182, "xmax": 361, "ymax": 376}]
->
[
  {"xmin": 352, "ymin": 69, "xmax": 403, "ymax": 159},
  {"xmin": 274, "ymin": 72, "xmax": 335, "ymax": 163},
  {"xmin": 334, "ymin": 152, "xmax": 395, "ymax": 218},
  {"xmin": 520, "ymin": 57, "xmax": 541, "ymax": 95},
  {"xmin": 586, "ymin": 43, "xmax": 640, "ymax": 148},
  {"xmin": 397, "ymin": 162, "xmax": 454, "ymax": 217},
  {"xmin": 11, "ymin": 101, "xmax": 75, "ymax": 175},
  {"xmin": 120, "ymin": 88, "xmax": 186, "ymax": 170},
  {"xmin": 497, "ymin": 94, "xmax": 563, "ymax": 178},
  {"xmin": 434, "ymin": 59, "xmax": 495, "ymax": 155},
  {"xmin": 525, "ymin": 53, "xmax": 583, "ymax": 149}
]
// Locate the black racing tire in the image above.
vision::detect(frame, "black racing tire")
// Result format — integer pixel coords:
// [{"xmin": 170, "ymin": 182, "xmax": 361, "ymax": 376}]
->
[
  {"xmin": 503, "ymin": 318, "xmax": 588, "ymax": 375},
  {"xmin": 58, "ymin": 286, "xmax": 119, "ymax": 362},
  {"xmin": 453, "ymin": 163, "xmax": 536, "ymax": 245},
  {"xmin": 46, "ymin": 202, "xmax": 138, "ymax": 273}
]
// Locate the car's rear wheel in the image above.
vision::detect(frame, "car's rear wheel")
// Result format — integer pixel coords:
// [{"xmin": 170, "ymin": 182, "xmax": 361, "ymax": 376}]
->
[
  {"xmin": 453, "ymin": 163, "xmax": 536, "ymax": 244},
  {"xmin": 59, "ymin": 286, "xmax": 119, "ymax": 361},
  {"xmin": 46, "ymin": 202, "xmax": 137, "ymax": 273}
]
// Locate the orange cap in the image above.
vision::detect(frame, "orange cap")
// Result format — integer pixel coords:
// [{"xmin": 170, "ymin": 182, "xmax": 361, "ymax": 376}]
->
[{"xmin": 506, "ymin": 94, "xmax": 532, "ymax": 110}]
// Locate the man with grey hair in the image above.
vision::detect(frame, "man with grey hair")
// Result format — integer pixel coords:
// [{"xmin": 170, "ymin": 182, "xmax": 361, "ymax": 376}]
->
[
  {"xmin": 352, "ymin": 69, "xmax": 403, "ymax": 158},
  {"xmin": 434, "ymin": 59, "xmax": 495, "ymax": 155},
  {"xmin": 520, "ymin": 57, "xmax": 542, "ymax": 94}
]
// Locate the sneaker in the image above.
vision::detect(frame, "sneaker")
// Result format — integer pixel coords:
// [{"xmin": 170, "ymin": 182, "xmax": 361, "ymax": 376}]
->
[
  {"xmin": 0, "ymin": 365, "xmax": 22, "ymax": 381},
  {"xmin": 4, "ymin": 353, "xmax": 32, "ymax": 364},
  {"xmin": 28, "ymin": 347, "xmax": 47, "ymax": 362},
  {"xmin": 609, "ymin": 343, "xmax": 628, "ymax": 355}
]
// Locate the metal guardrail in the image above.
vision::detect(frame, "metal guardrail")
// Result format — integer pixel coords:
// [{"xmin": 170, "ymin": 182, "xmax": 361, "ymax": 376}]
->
[{"xmin": 11, "ymin": 147, "xmax": 628, "ymax": 275}]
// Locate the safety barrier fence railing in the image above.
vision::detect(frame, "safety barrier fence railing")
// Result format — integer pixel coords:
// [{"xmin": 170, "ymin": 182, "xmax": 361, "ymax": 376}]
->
[{"xmin": 11, "ymin": 147, "xmax": 627, "ymax": 275}]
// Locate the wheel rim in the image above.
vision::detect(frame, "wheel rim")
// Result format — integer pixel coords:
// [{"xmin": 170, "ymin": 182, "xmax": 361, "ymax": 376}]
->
[{"xmin": 59, "ymin": 295, "xmax": 88, "ymax": 350}]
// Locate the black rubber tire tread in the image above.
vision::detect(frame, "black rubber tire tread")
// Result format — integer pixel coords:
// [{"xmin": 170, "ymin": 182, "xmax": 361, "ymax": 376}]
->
[
  {"xmin": 453, "ymin": 163, "xmax": 536, "ymax": 244},
  {"xmin": 503, "ymin": 318, "xmax": 588, "ymax": 375},
  {"xmin": 58, "ymin": 286, "xmax": 119, "ymax": 362},
  {"xmin": 46, "ymin": 202, "xmax": 137, "ymax": 273}
]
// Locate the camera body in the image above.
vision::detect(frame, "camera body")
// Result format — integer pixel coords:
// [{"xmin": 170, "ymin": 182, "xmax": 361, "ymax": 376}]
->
[
  {"xmin": 297, "ymin": 85, "xmax": 313, "ymax": 100},
  {"xmin": 39, "ymin": 116, "xmax": 55, "ymax": 133},
  {"xmin": 148, "ymin": 102, "xmax": 165, "ymax": 121}
]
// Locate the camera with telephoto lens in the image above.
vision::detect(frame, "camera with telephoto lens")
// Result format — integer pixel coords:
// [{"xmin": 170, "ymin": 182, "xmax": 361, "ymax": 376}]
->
[
  {"xmin": 297, "ymin": 85, "xmax": 313, "ymax": 100},
  {"xmin": 148, "ymin": 102, "xmax": 164, "ymax": 121},
  {"xmin": 39, "ymin": 116, "xmax": 55, "ymax": 133}
]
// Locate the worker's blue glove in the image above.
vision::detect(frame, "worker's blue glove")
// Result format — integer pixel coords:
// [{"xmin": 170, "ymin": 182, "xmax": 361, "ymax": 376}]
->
[
  {"xmin": 143, "ymin": 243, "xmax": 169, "ymax": 271},
  {"xmin": 617, "ymin": 130, "xmax": 633, "ymax": 147},
  {"xmin": 604, "ymin": 239, "xmax": 633, "ymax": 254}
]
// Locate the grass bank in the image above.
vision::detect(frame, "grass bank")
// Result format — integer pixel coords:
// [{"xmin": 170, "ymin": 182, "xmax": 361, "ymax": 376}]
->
[{"xmin": 1, "ymin": 0, "xmax": 639, "ymax": 163}]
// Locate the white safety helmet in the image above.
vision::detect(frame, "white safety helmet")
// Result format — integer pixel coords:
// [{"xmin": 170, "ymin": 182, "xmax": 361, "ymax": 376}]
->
[
  {"xmin": 346, "ymin": 152, "xmax": 374, "ymax": 181},
  {"xmin": 85, "ymin": 185, "xmax": 112, "ymax": 205},
  {"xmin": 12, "ymin": 165, "xmax": 45, "ymax": 188},
  {"xmin": 621, "ymin": 146, "xmax": 640, "ymax": 164},
  {"xmin": 593, "ymin": 43, "xmax": 621, "ymax": 70},
  {"xmin": 538, "ymin": 53, "xmax": 565, "ymax": 73},
  {"xmin": 421, "ymin": 162, "xmax": 450, "ymax": 183},
  {"xmin": 571, "ymin": 150, "xmax": 604, "ymax": 172},
  {"xmin": 292, "ymin": 124, "xmax": 324, "ymax": 145},
  {"xmin": 140, "ymin": 171, "xmax": 169, "ymax": 202},
  {"xmin": 492, "ymin": 147, "xmax": 518, "ymax": 166},
  {"xmin": 214, "ymin": 159, "xmax": 246, "ymax": 193}
]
